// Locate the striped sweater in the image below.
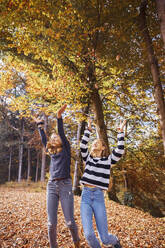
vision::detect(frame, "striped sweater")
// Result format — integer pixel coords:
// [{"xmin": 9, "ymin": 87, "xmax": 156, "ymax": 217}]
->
[{"xmin": 80, "ymin": 129, "xmax": 125, "ymax": 190}]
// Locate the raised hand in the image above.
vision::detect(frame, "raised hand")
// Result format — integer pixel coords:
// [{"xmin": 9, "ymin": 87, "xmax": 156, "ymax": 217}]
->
[
  {"xmin": 117, "ymin": 119, "xmax": 127, "ymax": 132},
  {"xmin": 57, "ymin": 104, "xmax": 67, "ymax": 118},
  {"xmin": 31, "ymin": 116, "xmax": 44, "ymax": 126},
  {"xmin": 87, "ymin": 118, "xmax": 92, "ymax": 132}
]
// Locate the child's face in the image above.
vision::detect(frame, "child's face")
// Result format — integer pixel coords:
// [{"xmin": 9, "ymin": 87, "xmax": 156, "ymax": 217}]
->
[
  {"xmin": 50, "ymin": 134, "xmax": 62, "ymax": 146},
  {"xmin": 91, "ymin": 139, "xmax": 105, "ymax": 152}
]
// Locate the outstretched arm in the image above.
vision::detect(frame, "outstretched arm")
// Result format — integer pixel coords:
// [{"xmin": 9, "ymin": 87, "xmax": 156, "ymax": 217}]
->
[
  {"xmin": 56, "ymin": 104, "xmax": 69, "ymax": 148},
  {"xmin": 117, "ymin": 119, "xmax": 127, "ymax": 133},
  {"xmin": 57, "ymin": 103, "xmax": 67, "ymax": 119},
  {"xmin": 110, "ymin": 119, "xmax": 127, "ymax": 166},
  {"xmin": 87, "ymin": 118, "xmax": 92, "ymax": 132},
  {"xmin": 32, "ymin": 116, "xmax": 47, "ymax": 148},
  {"xmin": 80, "ymin": 119, "xmax": 92, "ymax": 162}
]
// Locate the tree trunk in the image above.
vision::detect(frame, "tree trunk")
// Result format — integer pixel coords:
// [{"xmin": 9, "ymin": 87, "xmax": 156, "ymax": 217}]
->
[
  {"xmin": 85, "ymin": 59, "xmax": 109, "ymax": 148},
  {"xmin": 40, "ymin": 114, "xmax": 48, "ymax": 182},
  {"xmin": 107, "ymin": 172, "xmax": 120, "ymax": 203},
  {"xmin": 18, "ymin": 118, "xmax": 24, "ymax": 182},
  {"xmin": 156, "ymin": 0, "xmax": 165, "ymax": 46},
  {"xmin": 139, "ymin": 0, "xmax": 165, "ymax": 155},
  {"xmin": 27, "ymin": 147, "xmax": 31, "ymax": 181},
  {"xmin": 87, "ymin": 61, "xmax": 117, "ymax": 200},
  {"xmin": 91, "ymin": 88, "xmax": 110, "ymax": 152},
  {"xmin": 122, "ymin": 121, "xmax": 128, "ymax": 192},
  {"xmin": 35, "ymin": 151, "xmax": 40, "ymax": 182},
  {"xmin": 73, "ymin": 120, "xmax": 86, "ymax": 195},
  {"xmin": 8, "ymin": 147, "xmax": 12, "ymax": 181},
  {"xmin": 41, "ymin": 148, "xmax": 46, "ymax": 182}
]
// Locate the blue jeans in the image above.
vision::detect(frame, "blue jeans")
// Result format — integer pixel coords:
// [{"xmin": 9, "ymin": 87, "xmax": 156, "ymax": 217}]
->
[
  {"xmin": 80, "ymin": 187, "xmax": 118, "ymax": 248},
  {"xmin": 47, "ymin": 178, "xmax": 79, "ymax": 248}
]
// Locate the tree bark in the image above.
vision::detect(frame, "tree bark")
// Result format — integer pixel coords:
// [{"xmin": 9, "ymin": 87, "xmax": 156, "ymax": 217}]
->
[
  {"xmin": 40, "ymin": 114, "xmax": 48, "ymax": 182},
  {"xmin": 18, "ymin": 118, "xmax": 24, "ymax": 182},
  {"xmin": 87, "ymin": 61, "xmax": 117, "ymax": 199},
  {"xmin": 27, "ymin": 147, "xmax": 31, "ymax": 181},
  {"xmin": 107, "ymin": 172, "xmax": 120, "ymax": 203},
  {"xmin": 122, "ymin": 121, "xmax": 128, "ymax": 192},
  {"xmin": 41, "ymin": 148, "xmax": 46, "ymax": 182},
  {"xmin": 35, "ymin": 151, "xmax": 40, "ymax": 182},
  {"xmin": 156, "ymin": 0, "xmax": 165, "ymax": 47},
  {"xmin": 85, "ymin": 59, "xmax": 109, "ymax": 148},
  {"xmin": 91, "ymin": 88, "xmax": 110, "ymax": 152},
  {"xmin": 139, "ymin": 0, "xmax": 165, "ymax": 155},
  {"xmin": 73, "ymin": 120, "xmax": 86, "ymax": 195},
  {"xmin": 8, "ymin": 147, "xmax": 12, "ymax": 182}
]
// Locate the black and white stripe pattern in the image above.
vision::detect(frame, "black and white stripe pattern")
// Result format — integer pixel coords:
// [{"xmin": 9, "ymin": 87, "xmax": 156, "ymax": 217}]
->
[{"xmin": 80, "ymin": 129, "xmax": 124, "ymax": 190}]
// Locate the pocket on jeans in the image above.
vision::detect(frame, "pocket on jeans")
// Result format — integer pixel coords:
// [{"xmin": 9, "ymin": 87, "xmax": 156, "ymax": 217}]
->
[{"xmin": 94, "ymin": 190, "xmax": 104, "ymax": 201}]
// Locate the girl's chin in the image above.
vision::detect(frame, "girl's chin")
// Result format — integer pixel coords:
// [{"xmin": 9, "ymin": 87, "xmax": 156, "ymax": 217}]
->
[
  {"xmin": 52, "ymin": 143, "xmax": 62, "ymax": 147},
  {"xmin": 51, "ymin": 143, "xmax": 58, "ymax": 146}
]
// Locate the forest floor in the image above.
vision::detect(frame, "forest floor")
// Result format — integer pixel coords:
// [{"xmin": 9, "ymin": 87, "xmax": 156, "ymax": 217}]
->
[{"xmin": 0, "ymin": 186, "xmax": 165, "ymax": 248}]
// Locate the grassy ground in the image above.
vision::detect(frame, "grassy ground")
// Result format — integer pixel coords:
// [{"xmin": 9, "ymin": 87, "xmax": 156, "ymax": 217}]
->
[{"xmin": 0, "ymin": 183, "xmax": 165, "ymax": 248}]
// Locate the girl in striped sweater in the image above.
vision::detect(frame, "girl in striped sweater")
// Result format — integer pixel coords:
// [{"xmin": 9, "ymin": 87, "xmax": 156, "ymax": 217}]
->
[{"xmin": 80, "ymin": 119, "xmax": 126, "ymax": 248}]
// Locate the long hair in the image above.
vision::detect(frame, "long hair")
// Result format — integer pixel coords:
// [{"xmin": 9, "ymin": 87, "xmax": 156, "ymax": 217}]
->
[
  {"xmin": 46, "ymin": 142, "xmax": 62, "ymax": 155},
  {"xmin": 46, "ymin": 133, "xmax": 62, "ymax": 155},
  {"xmin": 90, "ymin": 139, "xmax": 109, "ymax": 158}
]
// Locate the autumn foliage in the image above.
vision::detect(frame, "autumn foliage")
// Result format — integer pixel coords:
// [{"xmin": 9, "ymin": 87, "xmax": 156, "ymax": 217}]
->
[
  {"xmin": 0, "ymin": 187, "xmax": 164, "ymax": 248},
  {"xmin": 0, "ymin": 2, "xmax": 165, "ymax": 246}
]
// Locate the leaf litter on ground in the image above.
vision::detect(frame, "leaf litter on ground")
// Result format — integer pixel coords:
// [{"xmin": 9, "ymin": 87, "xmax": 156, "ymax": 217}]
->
[{"xmin": 0, "ymin": 188, "xmax": 164, "ymax": 248}]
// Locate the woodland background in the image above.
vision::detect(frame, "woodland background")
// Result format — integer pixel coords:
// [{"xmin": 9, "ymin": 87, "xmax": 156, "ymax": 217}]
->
[{"xmin": 0, "ymin": 0, "xmax": 165, "ymax": 219}]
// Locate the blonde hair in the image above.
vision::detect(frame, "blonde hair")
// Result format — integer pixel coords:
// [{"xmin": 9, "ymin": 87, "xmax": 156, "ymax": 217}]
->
[
  {"xmin": 46, "ymin": 143, "xmax": 62, "ymax": 155},
  {"xmin": 90, "ymin": 139, "xmax": 109, "ymax": 157},
  {"xmin": 46, "ymin": 133, "xmax": 62, "ymax": 155}
]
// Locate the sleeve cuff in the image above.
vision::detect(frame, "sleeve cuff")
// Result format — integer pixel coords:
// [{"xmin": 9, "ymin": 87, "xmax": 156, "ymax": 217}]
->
[
  {"xmin": 37, "ymin": 121, "xmax": 44, "ymax": 126},
  {"xmin": 38, "ymin": 126, "xmax": 44, "ymax": 129},
  {"xmin": 86, "ymin": 129, "xmax": 92, "ymax": 134}
]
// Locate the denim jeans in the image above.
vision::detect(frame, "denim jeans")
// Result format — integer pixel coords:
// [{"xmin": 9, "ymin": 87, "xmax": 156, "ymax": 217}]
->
[
  {"xmin": 80, "ymin": 187, "xmax": 118, "ymax": 248},
  {"xmin": 47, "ymin": 178, "xmax": 79, "ymax": 248}
]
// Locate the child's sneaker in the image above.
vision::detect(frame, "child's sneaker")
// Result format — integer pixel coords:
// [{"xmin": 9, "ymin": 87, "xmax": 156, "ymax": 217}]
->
[{"xmin": 112, "ymin": 239, "xmax": 122, "ymax": 248}]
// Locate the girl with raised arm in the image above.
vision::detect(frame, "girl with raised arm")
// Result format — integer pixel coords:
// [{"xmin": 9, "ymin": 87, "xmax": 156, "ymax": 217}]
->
[
  {"xmin": 34, "ymin": 104, "xmax": 80, "ymax": 248},
  {"xmin": 80, "ymin": 119, "xmax": 126, "ymax": 248}
]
